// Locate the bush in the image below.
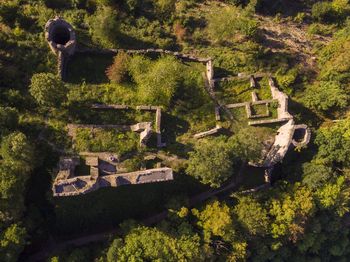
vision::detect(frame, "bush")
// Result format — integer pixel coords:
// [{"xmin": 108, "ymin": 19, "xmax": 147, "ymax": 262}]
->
[
  {"xmin": 294, "ymin": 12, "xmax": 306, "ymax": 24},
  {"xmin": 0, "ymin": 1, "xmax": 18, "ymax": 26},
  {"xmin": 154, "ymin": 0, "xmax": 177, "ymax": 15},
  {"xmin": 275, "ymin": 67, "xmax": 299, "ymax": 94},
  {"xmin": 312, "ymin": 2, "xmax": 335, "ymax": 23},
  {"xmin": 302, "ymin": 162, "xmax": 333, "ymax": 189},
  {"xmin": 0, "ymin": 107, "xmax": 18, "ymax": 136},
  {"xmin": 128, "ymin": 55, "xmax": 183, "ymax": 107},
  {"xmin": 106, "ymin": 51, "xmax": 130, "ymax": 83}
]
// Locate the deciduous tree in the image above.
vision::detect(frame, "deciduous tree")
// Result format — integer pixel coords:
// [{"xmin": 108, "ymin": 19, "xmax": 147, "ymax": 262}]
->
[
  {"xmin": 29, "ymin": 73, "xmax": 67, "ymax": 108},
  {"xmin": 187, "ymin": 137, "xmax": 233, "ymax": 188}
]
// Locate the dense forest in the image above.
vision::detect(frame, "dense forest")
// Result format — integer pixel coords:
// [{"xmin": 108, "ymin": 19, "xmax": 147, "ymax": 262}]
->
[{"xmin": 1, "ymin": 0, "xmax": 350, "ymax": 261}]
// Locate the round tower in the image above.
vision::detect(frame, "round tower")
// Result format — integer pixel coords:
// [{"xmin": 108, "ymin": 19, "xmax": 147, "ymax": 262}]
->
[{"xmin": 45, "ymin": 16, "xmax": 76, "ymax": 56}]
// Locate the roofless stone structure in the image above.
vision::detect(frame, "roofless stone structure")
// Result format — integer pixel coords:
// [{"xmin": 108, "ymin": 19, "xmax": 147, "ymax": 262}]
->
[
  {"xmin": 45, "ymin": 16, "xmax": 76, "ymax": 80},
  {"xmin": 53, "ymin": 156, "xmax": 173, "ymax": 197},
  {"xmin": 45, "ymin": 16, "xmax": 76, "ymax": 55},
  {"xmin": 45, "ymin": 16, "xmax": 311, "ymax": 195}
]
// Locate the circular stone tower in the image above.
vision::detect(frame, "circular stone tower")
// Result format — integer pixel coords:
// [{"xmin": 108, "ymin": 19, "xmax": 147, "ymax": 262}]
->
[{"xmin": 45, "ymin": 16, "xmax": 76, "ymax": 56}]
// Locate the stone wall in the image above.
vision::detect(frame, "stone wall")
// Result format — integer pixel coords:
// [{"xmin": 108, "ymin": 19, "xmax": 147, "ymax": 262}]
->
[{"xmin": 53, "ymin": 162, "xmax": 173, "ymax": 197}]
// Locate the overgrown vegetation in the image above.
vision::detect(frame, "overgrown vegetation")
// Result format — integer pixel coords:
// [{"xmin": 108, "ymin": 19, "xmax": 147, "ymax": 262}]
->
[{"xmin": 1, "ymin": 0, "xmax": 350, "ymax": 261}]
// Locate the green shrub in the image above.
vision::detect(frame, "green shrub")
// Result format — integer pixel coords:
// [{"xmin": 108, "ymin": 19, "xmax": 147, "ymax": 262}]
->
[
  {"xmin": 318, "ymin": 34, "xmax": 350, "ymax": 83},
  {"xmin": 294, "ymin": 12, "xmax": 306, "ymax": 24},
  {"xmin": 119, "ymin": 17, "xmax": 173, "ymax": 48},
  {"xmin": 186, "ymin": 137, "xmax": 233, "ymax": 188},
  {"xmin": 307, "ymin": 23, "xmax": 336, "ymax": 36},
  {"xmin": 332, "ymin": 0, "xmax": 350, "ymax": 18},
  {"xmin": 154, "ymin": 0, "xmax": 177, "ymax": 14},
  {"xmin": 128, "ymin": 55, "xmax": 183, "ymax": 107},
  {"xmin": 311, "ymin": 0, "xmax": 350, "ymax": 24},
  {"xmin": 0, "ymin": 0, "xmax": 19, "ymax": 26},
  {"xmin": 275, "ymin": 67, "xmax": 299, "ymax": 95},
  {"xmin": 312, "ymin": 2, "xmax": 336, "ymax": 23}
]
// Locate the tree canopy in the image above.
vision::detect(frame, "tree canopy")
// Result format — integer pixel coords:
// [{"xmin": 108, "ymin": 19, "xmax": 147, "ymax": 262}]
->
[{"xmin": 29, "ymin": 73, "xmax": 67, "ymax": 108}]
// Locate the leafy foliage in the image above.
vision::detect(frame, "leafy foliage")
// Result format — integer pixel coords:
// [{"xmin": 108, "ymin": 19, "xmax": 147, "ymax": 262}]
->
[
  {"xmin": 269, "ymin": 185, "xmax": 315, "ymax": 243},
  {"xmin": 234, "ymin": 195, "xmax": 269, "ymax": 236},
  {"xmin": 315, "ymin": 118, "xmax": 350, "ymax": 165},
  {"xmin": 186, "ymin": 137, "xmax": 234, "ymax": 188},
  {"xmin": 106, "ymin": 226, "xmax": 204, "ymax": 261},
  {"xmin": 304, "ymin": 81, "xmax": 348, "ymax": 111},
  {"xmin": 128, "ymin": 55, "xmax": 201, "ymax": 107},
  {"xmin": 29, "ymin": 73, "xmax": 67, "ymax": 108},
  {"xmin": 192, "ymin": 200, "xmax": 234, "ymax": 241}
]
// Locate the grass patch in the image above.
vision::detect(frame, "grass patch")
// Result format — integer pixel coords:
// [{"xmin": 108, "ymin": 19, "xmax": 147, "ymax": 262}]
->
[
  {"xmin": 74, "ymin": 128, "xmax": 139, "ymax": 156},
  {"xmin": 251, "ymin": 104, "xmax": 268, "ymax": 116}
]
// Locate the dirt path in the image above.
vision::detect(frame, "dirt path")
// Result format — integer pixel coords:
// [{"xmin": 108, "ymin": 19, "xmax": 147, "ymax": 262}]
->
[{"xmin": 27, "ymin": 163, "xmax": 247, "ymax": 262}]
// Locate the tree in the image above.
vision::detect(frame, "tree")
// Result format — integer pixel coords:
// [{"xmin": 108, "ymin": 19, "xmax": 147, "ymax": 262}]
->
[
  {"xmin": 105, "ymin": 51, "xmax": 130, "ymax": 83},
  {"xmin": 315, "ymin": 176, "xmax": 350, "ymax": 216},
  {"xmin": 0, "ymin": 133, "xmax": 35, "ymax": 221},
  {"xmin": 0, "ymin": 223, "xmax": 27, "ymax": 262},
  {"xmin": 302, "ymin": 161, "xmax": 333, "ymax": 189},
  {"xmin": 106, "ymin": 226, "xmax": 204, "ymax": 261},
  {"xmin": 312, "ymin": 1, "xmax": 336, "ymax": 23},
  {"xmin": 192, "ymin": 200, "xmax": 234, "ymax": 242},
  {"xmin": 29, "ymin": 73, "xmax": 67, "ymax": 107},
  {"xmin": 0, "ymin": 107, "xmax": 18, "ymax": 136},
  {"xmin": 228, "ymin": 127, "xmax": 264, "ymax": 163},
  {"xmin": 315, "ymin": 118, "xmax": 350, "ymax": 165},
  {"xmin": 269, "ymin": 185, "xmax": 315, "ymax": 243},
  {"xmin": 1, "ymin": 132, "xmax": 35, "ymax": 168},
  {"xmin": 304, "ymin": 81, "xmax": 348, "ymax": 112},
  {"xmin": 234, "ymin": 195, "xmax": 269, "ymax": 236},
  {"xmin": 186, "ymin": 137, "xmax": 234, "ymax": 188},
  {"xmin": 89, "ymin": 6, "xmax": 119, "ymax": 48}
]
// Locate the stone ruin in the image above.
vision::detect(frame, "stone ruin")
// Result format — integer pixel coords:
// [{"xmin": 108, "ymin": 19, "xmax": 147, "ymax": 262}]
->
[
  {"xmin": 52, "ymin": 155, "xmax": 173, "ymax": 197},
  {"xmin": 45, "ymin": 16, "xmax": 76, "ymax": 80},
  {"xmin": 52, "ymin": 104, "xmax": 171, "ymax": 197},
  {"xmin": 45, "ymin": 16, "xmax": 311, "ymax": 194},
  {"xmin": 67, "ymin": 104, "xmax": 165, "ymax": 148},
  {"xmin": 197, "ymin": 64, "xmax": 311, "ymax": 185}
]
